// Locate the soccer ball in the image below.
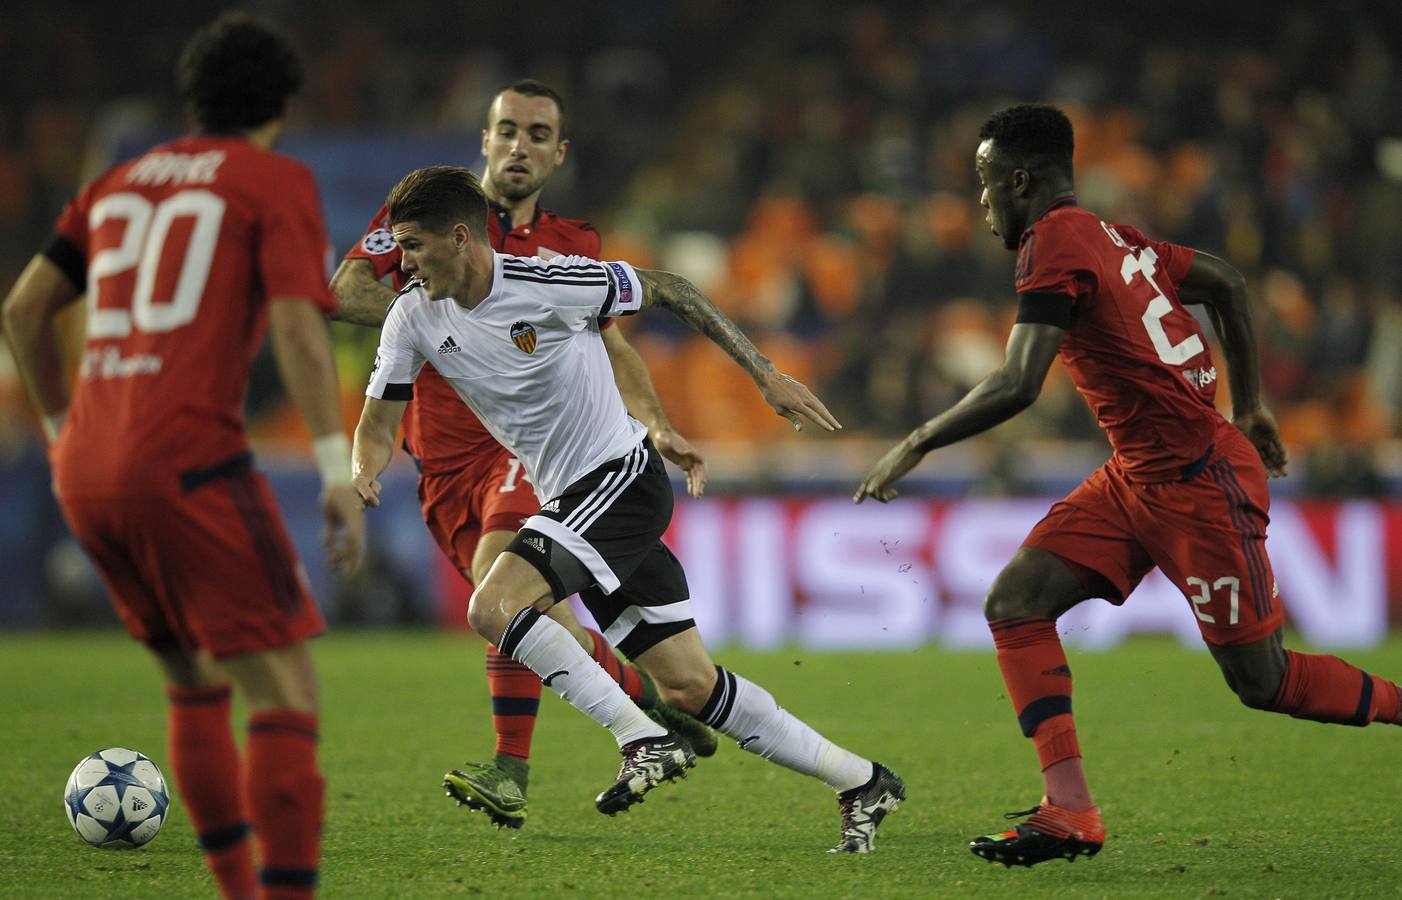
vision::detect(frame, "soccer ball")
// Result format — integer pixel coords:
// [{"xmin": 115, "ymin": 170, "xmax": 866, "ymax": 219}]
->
[{"xmin": 64, "ymin": 748, "xmax": 170, "ymax": 848}]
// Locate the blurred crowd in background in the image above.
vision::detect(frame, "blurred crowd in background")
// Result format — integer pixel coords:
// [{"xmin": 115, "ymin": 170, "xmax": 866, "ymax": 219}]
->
[{"xmin": 3, "ymin": 0, "xmax": 1401, "ymax": 496}]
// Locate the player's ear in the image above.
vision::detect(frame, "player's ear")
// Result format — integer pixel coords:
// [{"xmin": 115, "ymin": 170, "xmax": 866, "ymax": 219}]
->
[
  {"xmin": 1011, "ymin": 167, "xmax": 1032, "ymax": 197},
  {"xmin": 453, "ymin": 223, "xmax": 471, "ymax": 251},
  {"xmin": 481, "ymin": 128, "xmax": 490, "ymax": 155}
]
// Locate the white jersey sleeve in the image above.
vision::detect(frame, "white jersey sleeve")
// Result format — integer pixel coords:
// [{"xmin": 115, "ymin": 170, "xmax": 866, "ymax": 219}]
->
[
  {"xmin": 365, "ymin": 287, "xmax": 426, "ymax": 401},
  {"xmin": 498, "ymin": 254, "xmax": 643, "ymax": 326}
]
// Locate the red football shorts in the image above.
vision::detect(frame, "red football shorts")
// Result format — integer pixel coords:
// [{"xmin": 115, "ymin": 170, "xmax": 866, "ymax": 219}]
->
[
  {"xmin": 60, "ymin": 463, "xmax": 323, "ymax": 658},
  {"xmin": 1024, "ymin": 423, "xmax": 1283, "ymax": 646},
  {"xmin": 418, "ymin": 450, "xmax": 541, "ymax": 581}
]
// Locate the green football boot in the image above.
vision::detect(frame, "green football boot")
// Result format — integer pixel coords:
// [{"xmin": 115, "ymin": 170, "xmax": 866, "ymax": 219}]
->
[{"xmin": 443, "ymin": 757, "xmax": 528, "ymax": 830}]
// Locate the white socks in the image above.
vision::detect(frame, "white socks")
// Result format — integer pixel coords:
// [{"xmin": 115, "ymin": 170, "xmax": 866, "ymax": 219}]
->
[
  {"xmin": 498, "ymin": 608, "xmax": 664, "ymax": 747},
  {"xmin": 697, "ymin": 666, "xmax": 873, "ymax": 792}
]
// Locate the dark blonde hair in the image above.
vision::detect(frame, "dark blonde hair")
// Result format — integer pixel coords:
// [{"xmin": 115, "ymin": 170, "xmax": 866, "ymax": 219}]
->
[{"xmin": 386, "ymin": 166, "xmax": 489, "ymax": 235}]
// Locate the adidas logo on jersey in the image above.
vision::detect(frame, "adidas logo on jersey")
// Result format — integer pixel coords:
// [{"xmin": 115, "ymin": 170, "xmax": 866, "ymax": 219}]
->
[
  {"xmin": 541, "ymin": 499, "xmax": 561, "ymax": 513},
  {"xmin": 523, "ymin": 536, "xmax": 547, "ymax": 554},
  {"xmin": 438, "ymin": 336, "xmax": 461, "ymax": 354}
]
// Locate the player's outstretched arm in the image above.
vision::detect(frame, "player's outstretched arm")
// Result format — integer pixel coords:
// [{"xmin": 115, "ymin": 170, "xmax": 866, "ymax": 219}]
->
[
  {"xmin": 1, "ymin": 255, "xmax": 82, "ymax": 442},
  {"xmin": 352, "ymin": 396, "xmax": 408, "ymax": 509},
  {"xmin": 601, "ymin": 324, "xmax": 707, "ymax": 498},
  {"xmin": 330, "ymin": 258, "xmax": 398, "ymax": 327},
  {"xmin": 269, "ymin": 298, "xmax": 365, "ymax": 572},
  {"xmin": 854, "ymin": 322, "xmax": 1063, "ymax": 503},
  {"xmin": 634, "ymin": 267, "xmax": 841, "ymax": 433},
  {"xmin": 1176, "ymin": 251, "xmax": 1287, "ymax": 477}
]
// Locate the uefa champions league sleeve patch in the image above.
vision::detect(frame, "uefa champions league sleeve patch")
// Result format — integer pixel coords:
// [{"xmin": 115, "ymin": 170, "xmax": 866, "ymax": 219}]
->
[
  {"xmin": 361, "ymin": 228, "xmax": 397, "ymax": 255},
  {"xmin": 606, "ymin": 262, "xmax": 633, "ymax": 306}
]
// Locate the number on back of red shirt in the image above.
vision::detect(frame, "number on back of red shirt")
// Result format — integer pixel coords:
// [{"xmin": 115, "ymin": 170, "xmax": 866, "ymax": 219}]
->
[{"xmin": 87, "ymin": 190, "xmax": 225, "ymax": 338}]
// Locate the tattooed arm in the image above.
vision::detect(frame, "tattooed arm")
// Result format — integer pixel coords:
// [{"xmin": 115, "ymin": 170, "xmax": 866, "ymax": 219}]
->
[{"xmin": 633, "ymin": 268, "xmax": 840, "ymax": 432}]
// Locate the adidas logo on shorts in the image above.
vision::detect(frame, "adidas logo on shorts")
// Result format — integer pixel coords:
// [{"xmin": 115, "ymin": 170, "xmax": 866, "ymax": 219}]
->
[
  {"xmin": 523, "ymin": 536, "xmax": 546, "ymax": 554},
  {"xmin": 541, "ymin": 499, "xmax": 561, "ymax": 513},
  {"xmin": 438, "ymin": 336, "xmax": 461, "ymax": 354}
]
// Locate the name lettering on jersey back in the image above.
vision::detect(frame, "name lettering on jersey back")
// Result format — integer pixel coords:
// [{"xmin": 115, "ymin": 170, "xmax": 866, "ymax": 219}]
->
[
  {"xmin": 1183, "ymin": 366, "xmax": 1217, "ymax": 389},
  {"xmin": 125, "ymin": 151, "xmax": 226, "ymax": 187},
  {"xmin": 79, "ymin": 346, "xmax": 163, "ymax": 380}
]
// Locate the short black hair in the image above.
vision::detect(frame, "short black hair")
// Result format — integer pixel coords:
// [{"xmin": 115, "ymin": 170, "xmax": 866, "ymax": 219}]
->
[
  {"xmin": 387, "ymin": 165, "xmax": 489, "ymax": 235},
  {"xmin": 978, "ymin": 104, "xmax": 1075, "ymax": 180},
  {"xmin": 495, "ymin": 78, "xmax": 568, "ymax": 139},
  {"xmin": 177, "ymin": 13, "xmax": 303, "ymax": 133}
]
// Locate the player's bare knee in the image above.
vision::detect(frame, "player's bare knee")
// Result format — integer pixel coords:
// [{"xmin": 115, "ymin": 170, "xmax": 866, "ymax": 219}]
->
[
  {"xmin": 983, "ymin": 586, "xmax": 1025, "ymax": 621},
  {"xmin": 466, "ymin": 594, "xmax": 509, "ymax": 643},
  {"xmin": 984, "ymin": 580, "xmax": 1052, "ymax": 620}
]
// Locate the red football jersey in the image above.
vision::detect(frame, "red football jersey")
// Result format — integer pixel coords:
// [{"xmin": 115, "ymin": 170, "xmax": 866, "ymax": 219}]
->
[
  {"xmin": 51, "ymin": 135, "xmax": 336, "ymax": 495},
  {"xmin": 344, "ymin": 201, "xmax": 603, "ymax": 475},
  {"xmin": 1017, "ymin": 201, "xmax": 1221, "ymax": 482}
]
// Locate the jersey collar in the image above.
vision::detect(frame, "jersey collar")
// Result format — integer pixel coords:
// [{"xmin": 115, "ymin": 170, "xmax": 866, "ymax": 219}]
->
[
  {"xmin": 1034, "ymin": 196, "xmax": 1079, "ymax": 223},
  {"xmin": 488, "ymin": 201, "xmax": 554, "ymax": 236}
]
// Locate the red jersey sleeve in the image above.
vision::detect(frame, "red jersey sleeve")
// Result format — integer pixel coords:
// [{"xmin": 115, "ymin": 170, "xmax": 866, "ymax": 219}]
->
[
  {"xmin": 258, "ymin": 163, "xmax": 336, "ymax": 313},
  {"xmin": 1114, "ymin": 224, "xmax": 1196, "ymax": 286},
  {"xmin": 1014, "ymin": 217, "xmax": 1094, "ymax": 301},
  {"xmin": 343, "ymin": 204, "xmax": 403, "ymax": 281}
]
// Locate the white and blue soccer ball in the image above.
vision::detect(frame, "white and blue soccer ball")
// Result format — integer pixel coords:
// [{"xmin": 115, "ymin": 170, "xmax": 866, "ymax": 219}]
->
[{"xmin": 64, "ymin": 748, "xmax": 170, "ymax": 848}]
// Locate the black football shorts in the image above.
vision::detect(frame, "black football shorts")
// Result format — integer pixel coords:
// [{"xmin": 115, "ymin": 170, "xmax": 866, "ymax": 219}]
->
[{"xmin": 507, "ymin": 438, "xmax": 694, "ymax": 658}]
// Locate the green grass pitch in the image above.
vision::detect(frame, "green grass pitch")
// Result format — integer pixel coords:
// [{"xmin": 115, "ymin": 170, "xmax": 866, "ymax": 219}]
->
[{"xmin": 3, "ymin": 630, "xmax": 1400, "ymax": 898}]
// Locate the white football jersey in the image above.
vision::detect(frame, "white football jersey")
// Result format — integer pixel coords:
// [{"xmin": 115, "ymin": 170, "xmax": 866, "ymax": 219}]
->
[{"xmin": 366, "ymin": 252, "xmax": 648, "ymax": 501}]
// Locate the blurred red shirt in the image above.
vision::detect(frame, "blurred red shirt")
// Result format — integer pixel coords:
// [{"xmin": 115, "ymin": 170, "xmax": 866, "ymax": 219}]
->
[{"xmin": 52, "ymin": 134, "xmax": 336, "ymax": 495}]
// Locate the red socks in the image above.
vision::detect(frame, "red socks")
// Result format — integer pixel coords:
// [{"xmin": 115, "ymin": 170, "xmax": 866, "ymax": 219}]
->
[
  {"xmin": 486, "ymin": 645, "xmax": 542, "ymax": 760},
  {"xmin": 486, "ymin": 627, "xmax": 643, "ymax": 761},
  {"xmin": 168, "ymin": 686, "xmax": 256, "ymax": 900},
  {"xmin": 587, "ymin": 629, "xmax": 644, "ymax": 703},
  {"xmin": 990, "ymin": 618, "xmax": 1095, "ymax": 811},
  {"xmin": 246, "ymin": 711, "xmax": 323, "ymax": 899},
  {"xmin": 1271, "ymin": 650, "xmax": 1402, "ymax": 726},
  {"xmin": 990, "ymin": 617, "xmax": 1082, "ymax": 769}
]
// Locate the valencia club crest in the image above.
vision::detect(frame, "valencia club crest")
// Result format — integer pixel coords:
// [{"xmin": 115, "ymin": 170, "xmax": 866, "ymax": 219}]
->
[{"xmin": 510, "ymin": 321, "xmax": 538, "ymax": 354}]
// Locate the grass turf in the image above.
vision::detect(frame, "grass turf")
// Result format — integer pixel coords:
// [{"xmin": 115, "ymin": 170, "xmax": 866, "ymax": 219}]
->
[{"xmin": 2, "ymin": 630, "xmax": 1400, "ymax": 898}]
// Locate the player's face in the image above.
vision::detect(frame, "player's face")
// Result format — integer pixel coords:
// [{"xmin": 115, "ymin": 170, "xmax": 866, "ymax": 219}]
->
[
  {"xmin": 976, "ymin": 139, "xmax": 1025, "ymax": 251},
  {"xmin": 481, "ymin": 91, "xmax": 568, "ymax": 203},
  {"xmin": 393, "ymin": 221, "xmax": 468, "ymax": 301}
]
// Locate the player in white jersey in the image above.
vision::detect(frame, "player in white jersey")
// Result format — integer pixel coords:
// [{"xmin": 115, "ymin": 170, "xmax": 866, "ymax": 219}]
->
[
  {"xmin": 352, "ymin": 166, "xmax": 905, "ymax": 853},
  {"xmin": 368, "ymin": 253, "xmax": 649, "ymax": 504}
]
